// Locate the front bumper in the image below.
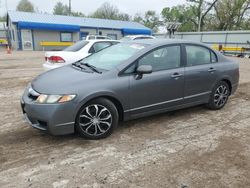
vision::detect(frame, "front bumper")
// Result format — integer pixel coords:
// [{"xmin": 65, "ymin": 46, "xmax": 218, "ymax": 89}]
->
[{"xmin": 21, "ymin": 87, "xmax": 76, "ymax": 135}]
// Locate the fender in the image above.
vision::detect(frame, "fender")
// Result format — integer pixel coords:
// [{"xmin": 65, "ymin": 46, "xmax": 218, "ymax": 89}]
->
[{"xmin": 74, "ymin": 90, "xmax": 126, "ymax": 117}]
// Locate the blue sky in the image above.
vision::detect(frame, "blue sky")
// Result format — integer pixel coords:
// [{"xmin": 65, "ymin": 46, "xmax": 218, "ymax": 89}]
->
[{"xmin": 0, "ymin": 0, "xmax": 186, "ymax": 16}]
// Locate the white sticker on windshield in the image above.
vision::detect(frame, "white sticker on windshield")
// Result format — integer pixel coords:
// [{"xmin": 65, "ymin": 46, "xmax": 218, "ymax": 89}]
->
[{"xmin": 130, "ymin": 44, "xmax": 145, "ymax": 50}]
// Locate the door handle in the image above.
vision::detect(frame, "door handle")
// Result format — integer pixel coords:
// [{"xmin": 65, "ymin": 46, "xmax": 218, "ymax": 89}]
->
[
  {"xmin": 171, "ymin": 72, "xmax": 183, "ymax": 79},
  {"xmin": 208, "ymin": 67, "xmax": 216, "ymax": 73}
]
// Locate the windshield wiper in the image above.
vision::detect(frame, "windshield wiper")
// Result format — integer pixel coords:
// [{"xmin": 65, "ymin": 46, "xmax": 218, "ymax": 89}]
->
[
  {"xmin": 80, "ymin": 63, "xmax": 102, "ymax": 74},
  {"xmin": 72, "ymin": 62, "xmax": 88, "ymax": 71}
]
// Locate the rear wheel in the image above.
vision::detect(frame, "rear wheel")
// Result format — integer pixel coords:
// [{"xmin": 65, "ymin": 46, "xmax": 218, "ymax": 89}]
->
[
  {"xmin": 76, "ymin": 98, "xmax": 118, "ymax": 139},
  {"xmin": 206, "ymin": 81, "xmax": 230, "ymax": 110}
]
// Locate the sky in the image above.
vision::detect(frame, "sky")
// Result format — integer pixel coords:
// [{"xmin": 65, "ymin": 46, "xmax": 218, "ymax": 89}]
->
[{"xmin": 0, "ymin": 0, "xmax": 186, "ymax": 16}]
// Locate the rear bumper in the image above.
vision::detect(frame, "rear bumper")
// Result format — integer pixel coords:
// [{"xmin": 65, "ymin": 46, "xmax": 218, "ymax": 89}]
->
[
  {"xmin": 20, "ymin": 88, "xmax": 76, "ymax": 135},
  {"xmin": 43, "ymin": 62, "xmax": 64, "ymax": 71}
]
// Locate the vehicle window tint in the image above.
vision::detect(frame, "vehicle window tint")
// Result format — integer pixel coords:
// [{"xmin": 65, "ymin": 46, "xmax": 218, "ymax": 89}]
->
[
  {"xmin": 83, "ymin": 43, "xmax": 146, "ymax": 71},
  {"xmin": 211, "ymin": 51, "xmax": 218, "ymax": 63},
  {"xmin": 63, "ymin": 41, "xmax": 89, "ymax": 52},
  {"xmin": 135, "ymin": 37, "xmax": 152, "ymax": 40},
  {"xmin": 96, "ymin": 36, "xmax": 106, "ymax": 39},
  {"xmin": 123, "ymin": 64, "xmax": 136, "ymax": 74},
  {"xmin": 92, "ymin": 42, "xmax": 112, "ymax": 53},
  {"xmin": 186, "ymin": 45, "xmax": 211, "ymax": 66},
  {"xmin": 134, "ymin": 37, "xmax": 143, "ymax": 40},
  {"xmin": 138, "ymin": 45, "xmax": 181, "ymax": 71}
]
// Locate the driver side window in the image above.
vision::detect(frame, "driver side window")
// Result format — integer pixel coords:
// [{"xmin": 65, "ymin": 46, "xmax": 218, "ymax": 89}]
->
[{"xmin": 138, "ymin": 45, "xmax": 181, "ymax": 72}]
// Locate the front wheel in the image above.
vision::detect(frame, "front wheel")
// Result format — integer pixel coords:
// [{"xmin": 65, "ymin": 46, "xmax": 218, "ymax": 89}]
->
[
  {"xmin": 76, "ymin": 98, "xmax": 118, "ymax": 139},
  {"xmin": 206, "ymin": 81, "xmax": 230, "ymax": 110}
]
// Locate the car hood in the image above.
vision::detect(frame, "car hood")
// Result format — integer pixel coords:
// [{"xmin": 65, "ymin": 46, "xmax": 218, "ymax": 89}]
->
[{"xmin": 32, "ymin": 65, "xmax": 102, "ymax": 94}]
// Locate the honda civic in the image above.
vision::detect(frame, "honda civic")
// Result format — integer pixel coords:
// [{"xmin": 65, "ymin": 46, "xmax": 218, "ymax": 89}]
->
[{"xmin": 21, "ymin": 39, "xmax": 239, "ymax": 139}]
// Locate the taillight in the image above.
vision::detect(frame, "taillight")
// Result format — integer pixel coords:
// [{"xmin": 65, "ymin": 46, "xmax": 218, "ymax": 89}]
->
[{"xmin": 48, "ymin": 56, "xmax": 65, "ymax": 63}]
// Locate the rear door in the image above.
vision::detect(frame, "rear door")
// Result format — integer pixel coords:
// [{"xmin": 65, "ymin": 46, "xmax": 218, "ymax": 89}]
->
[{"xmin": 183, "ymin": 44, "xmax": 220, "ymax": 103}]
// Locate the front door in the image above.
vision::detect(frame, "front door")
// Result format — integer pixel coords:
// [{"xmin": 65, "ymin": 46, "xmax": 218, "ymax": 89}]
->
[
  {"xmin": 21, "ymin": 29, "xmax": 33, "ymax": 50},
  {"xmin": 128, "ymin": 45, "xmax": 185, "ymax": 117}
]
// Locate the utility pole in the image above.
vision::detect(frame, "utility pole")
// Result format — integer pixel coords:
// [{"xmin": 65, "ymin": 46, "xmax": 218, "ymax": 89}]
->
[{"xmin": 69, "ymin": 0, "xmax": 71, "ymax": 16}]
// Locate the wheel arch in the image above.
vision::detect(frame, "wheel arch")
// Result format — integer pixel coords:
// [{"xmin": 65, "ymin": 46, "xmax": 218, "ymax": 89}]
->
[
  {"xmin": 76, "ymin": 93, "xmax": 125, "ymax": 122},
  {"xmin": 220, "ymin": 78, "xmax": 232, "ymax": 95},
  {"xmin": 213, "ymin": 76, "xmax": 233, "ymax": 95}
]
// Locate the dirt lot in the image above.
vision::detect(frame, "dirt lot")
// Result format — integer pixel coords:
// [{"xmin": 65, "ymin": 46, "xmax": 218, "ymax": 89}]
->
[{"xmin": 0, "ymin": 51, "xmax": 250, "ymax": 188}]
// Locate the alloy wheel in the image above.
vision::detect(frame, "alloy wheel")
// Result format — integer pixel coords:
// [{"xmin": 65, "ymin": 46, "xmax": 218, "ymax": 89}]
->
[
  {"xmin": 78, "ymin": 104, "xmax": 112, "ymax": 136},
  {"xmin": 214, "ymin": 85, "xmax": 229, "ymax": 108}
]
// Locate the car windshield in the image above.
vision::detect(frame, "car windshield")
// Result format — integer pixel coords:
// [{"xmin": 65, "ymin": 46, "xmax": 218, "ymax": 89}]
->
[
  {"xmin": 63, "ymin": 41, "xmax": 89, "ymax": 52},
  {"xmin": 80, "ymin": 43, "xmax": 146, "ymax": 71}
]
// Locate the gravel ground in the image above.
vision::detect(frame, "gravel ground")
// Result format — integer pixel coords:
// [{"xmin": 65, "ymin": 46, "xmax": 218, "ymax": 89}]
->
[{"xmin": 0, "ymin": 51, "xmax": 250, "ymax": 188}]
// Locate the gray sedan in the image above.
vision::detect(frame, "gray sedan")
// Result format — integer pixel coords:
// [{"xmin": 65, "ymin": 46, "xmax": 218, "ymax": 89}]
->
[{"xmin": 21, "ymin": 39, "xmax": 239, "ymax": 139}]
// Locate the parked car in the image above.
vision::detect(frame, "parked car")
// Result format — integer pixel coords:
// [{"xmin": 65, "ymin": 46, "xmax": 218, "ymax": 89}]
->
[
  {"xmin": 21, "ymin": 39, "xmax": 239, "ymax": 139},
  {"xmin": 86, "ymin": 35, "xmax": 112, "ymax": 40},
  {"xmin": 120, "ymin": 35, "xmax": 155, "ymax": 41},
  {"xmin": 43, "ymin": 39, "xmax": 119, "ymax": 70}
]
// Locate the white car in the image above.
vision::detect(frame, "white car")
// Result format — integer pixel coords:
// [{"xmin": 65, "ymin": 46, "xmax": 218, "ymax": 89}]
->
[
  {"xmin": 43, "ymin": 39, "xmax": 119, "ymax": 70},
  {"xmin": 120, "ymin": 35, "xmax": 155, "ymax": 41}
]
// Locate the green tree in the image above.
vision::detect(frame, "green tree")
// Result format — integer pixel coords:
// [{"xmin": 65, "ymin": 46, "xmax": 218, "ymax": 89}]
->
[
  {"xmin": 71, "ymin": 11, "xmax": 85, "ymax": 17},
  {"xmin": 90, "ymin": 2, "xmax": 130, "ymax": 21},
  {"xmin": 161, "ymin": 0, "xmax": 219, "ymax": 32},
  {"xmin": 213, "ymin": 0, "xmax": 250, "ymax": 30},
  {"xmin": 186, "ymin": 0, "xmax": 218, "ymax": 31},
  {"xmin": 16, "ymin": 0, "xmax": 34, "ymax": 12},
  {"xmin": 53, "ymin": 2, "xmax": 69, "ymax": 15},
  {"xmin": 133, "ymin": 11, "xmax": 160, "ymax": 32},
  {"xmin": 161, "ymin": 5, "xmax": 196, "ymax": 32}
]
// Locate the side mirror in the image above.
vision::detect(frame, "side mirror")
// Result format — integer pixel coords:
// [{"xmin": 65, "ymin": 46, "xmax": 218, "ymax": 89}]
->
[{"xmin": 136, "ymin": 65, "xmax": 153, "ymax": 74}]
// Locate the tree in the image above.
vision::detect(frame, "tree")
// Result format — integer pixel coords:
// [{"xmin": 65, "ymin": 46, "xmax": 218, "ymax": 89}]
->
[
  {"xmin": 16, "ymin": 0, "xmax": 34, "ymax": 12},
  {"xmin": 161, "ymin": 0, "xmax": 221, "ymax": 32},
  {"xmin": 90, "ymin": 2, "xmax": 131, "ymax": 21},
  {"xmin": 213, "ymin": 0, "xmax": 250, "ymax": 30},
  {"xmin": 71, "ymin": 11, "xmax": 85, "ymax": 17},
  {"xmin": 186, "ymin": 0, "xmax": 218, "ymax": 31},
  {"xmin": 53, "ymin": 2, "xmax": 69, "ymax": 15},
  {"xmin": 133, "ymin": 11, "xmax": 160, "ymax": 32},
  {"xmin": 161, "ymin": 5, "xmax": 196, "ymax": 32}
]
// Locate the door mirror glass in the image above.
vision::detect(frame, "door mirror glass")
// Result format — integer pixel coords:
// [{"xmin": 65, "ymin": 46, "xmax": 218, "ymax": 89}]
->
[{"xmin": 136, "ymin": 65, "xmax": 153, "ymax": 74}]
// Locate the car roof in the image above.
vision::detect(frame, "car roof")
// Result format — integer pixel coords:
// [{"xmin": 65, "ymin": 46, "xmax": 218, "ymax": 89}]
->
[
  {"xmin": 85, "ymin": 39, "xmax": 119, "ymax": 42},
  {"xmin": 123, "ymin": 38, "xmax": 210, "ymax": 47}
]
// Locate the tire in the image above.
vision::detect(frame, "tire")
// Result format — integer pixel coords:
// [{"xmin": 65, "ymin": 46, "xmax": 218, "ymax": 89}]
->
[
  {"xmin": 206, "ymin": 81, "xmax": 230, "ymax": 110},
  {"xmin": 76, "ymin": 98, "xmax": 118, "ymax": 139}
]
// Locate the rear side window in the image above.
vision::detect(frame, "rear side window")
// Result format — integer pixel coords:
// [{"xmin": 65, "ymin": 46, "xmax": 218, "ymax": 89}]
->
[
  {"xmin": 89, "ymin": 42, "xmax": 112, "ymax": 53},
  {"xmin": 134, "ymin": 37, "xmax": 153, "ymax": 40},
  {"xmin": 63, "ymin": 41, "xmax": 89, "ymax": 52},
  {"xmin": 186, "ymin": 45, "xmax": 211, "ymax": 66}
]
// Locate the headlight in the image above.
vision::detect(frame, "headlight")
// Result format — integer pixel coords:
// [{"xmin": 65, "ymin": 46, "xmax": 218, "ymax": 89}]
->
[{"xmin": 36, "ymin": 94, "xmax": 76, "ymax": 104}]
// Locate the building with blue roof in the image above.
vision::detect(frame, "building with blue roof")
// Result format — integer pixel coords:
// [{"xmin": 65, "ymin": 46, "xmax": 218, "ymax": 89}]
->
[{"xmin": 7, "ymin": 11, "xmax": 151, "ymax": 50}]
